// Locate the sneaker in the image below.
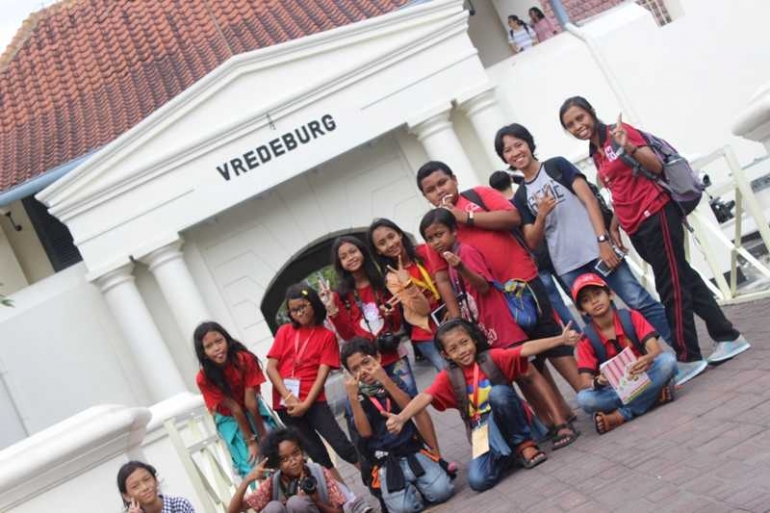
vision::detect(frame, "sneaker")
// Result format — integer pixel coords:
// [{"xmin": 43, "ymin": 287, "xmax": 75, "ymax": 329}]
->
[
  {"xmin": 707, "ymin": 336, "xmax": 751, "ymax": 364},
  {"xmin": 674, "ymin": 360, "xmax": 708, "ymax": 386}
]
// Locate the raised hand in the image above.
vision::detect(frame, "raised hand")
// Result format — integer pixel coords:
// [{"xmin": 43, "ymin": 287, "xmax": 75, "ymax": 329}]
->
[
  {"xmin": 128, "ymin": 498, "xmax": 142, "ymax": 513},
  {"xmin": 387, "ymin": 255, "xmax": 412, "ymax": 286},
  {"xmin": 561, "ymin": 320, "xmax": 580, "ymax": 346},
  {"xmin": 362, "ymin": 356, "xmax": 388, "ymax": 384},
  {"xmin": 317, "ymin": 277, "xmax": 338, "ymax": 315},
  {"xmin": 442, "ymin": 251, "xmax": 462, "ymax": 268},
  {"xmin": 344, "ymin": 371, "xmax": 360, "ymax": 398},
  {"xmin": 245, "ymin": 458, "xmax": 274, "ymax": 483},
  {"xmin": 611, "ymin": 113, "xmax": 628, "ymax": 149},
  {"xmin": 536, "ymin": 189, "xmax": 558, "ymax": 218},
  {"xmin": 383, "ymin": 411, "xmax": 405, "ymax": 434}
]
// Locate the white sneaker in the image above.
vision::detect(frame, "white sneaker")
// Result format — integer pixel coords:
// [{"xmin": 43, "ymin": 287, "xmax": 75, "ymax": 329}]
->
[
  {"xmin": 707, "ymin": 336, "xmax": 751, "ymax": 364},
  {"xmin": 674, "ymin": 360, "xmax": 708, "ymax": 386}
]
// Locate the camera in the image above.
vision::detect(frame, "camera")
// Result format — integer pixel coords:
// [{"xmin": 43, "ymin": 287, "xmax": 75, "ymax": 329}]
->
[
  {"xmin": 299, "ymin": 475, "xmax": 318, "ymax": 495},
  {"xmin": 376, "ymin": 332, "xmax": 401, "ymax": 353}
]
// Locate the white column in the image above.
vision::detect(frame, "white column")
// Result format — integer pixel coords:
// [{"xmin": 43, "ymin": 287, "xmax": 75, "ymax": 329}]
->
[
  {"xmin": 408, "ymin": 104, "xmax": 481, "ymax": 187},
  {"xmin": 94, "ymin": 263, "xmax": 187, "ymax": 401},
  {"xmin": 141, "ymin": 238, "xmax": 212, "ymax": 343},
  {"xmin": 456, "ymin": 84, "xmax": 510, "ymax": 173}
]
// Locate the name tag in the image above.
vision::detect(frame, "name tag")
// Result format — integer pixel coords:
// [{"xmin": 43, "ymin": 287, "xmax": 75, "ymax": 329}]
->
[
  {"xmin": 471, "ymin": 422, "xmax": 490, "ymax": 459},
  {"xmin": 281, "ymin": 378, "xmax": 301, "ymax": 406}
]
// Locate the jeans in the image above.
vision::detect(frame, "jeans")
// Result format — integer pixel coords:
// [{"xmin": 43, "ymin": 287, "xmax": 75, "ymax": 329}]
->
[
  {"xmin": 466, "ymin": 385, "xmax": 533, "ymax": 492},
  {"xmin": 385, "ymin": 357, "xmax": 418, "ymax": 397},
  {"xmin": 560, "ymin": 259, "xmax": 672, "ymax": 344},
  {"xmin": 413, "ymin": 340, "xmax": 445, "ymax": 371},
  {"xmin": 576, "ymin": 352, "xmax": 678, "ymax": 420},
  {"xmin": 539, "ymin": 271, "xmax": 578, "ymax": 330},
  {"xmin": 379, "ymin": 452, "xmax": 454, "ymax": 513},
  {"xmin": 630, "ymin": 202, "xmax": 739, "ymax": 361}
]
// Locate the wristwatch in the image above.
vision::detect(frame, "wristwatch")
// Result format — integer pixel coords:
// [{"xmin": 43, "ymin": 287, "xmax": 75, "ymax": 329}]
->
[{"xmin": 597, "ymin": 234, "xmax": 610, "ymax": 243}]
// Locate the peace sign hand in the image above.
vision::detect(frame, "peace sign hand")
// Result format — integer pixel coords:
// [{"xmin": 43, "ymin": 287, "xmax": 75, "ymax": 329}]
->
[
  {"xmin": 536, "ymin": 189, "xmax": 558, "ymax": 218},
  {"xmin": 386, "ymin": 255, "xmax": 411, "ymax": 286},
  {"xmin": 127, "ymin": 498, "xmax": 142, "ymax": 513},
  {"xmin": 317, "ymin": 277, "xmax": 338, "ymax": 315},
  {"xmin": 611, "ymin": 113, "xmax": 628, "ymax": 149}
]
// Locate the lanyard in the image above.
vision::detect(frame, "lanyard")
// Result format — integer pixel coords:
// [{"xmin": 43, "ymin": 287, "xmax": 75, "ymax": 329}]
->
[
  {"xmin": 470, "ymin": 363, "xmax": 482, "ymax": 423},
  {"xmin": 292, "ymin": 330, "xmax": 313, "ymax": 377},
  {"xmin": 368, "ymin": 396, "xmax": 391, "ymax": 414},
  {"xmin": 412, "ymin": 262, "xmax": 440, "ymax": 301}
]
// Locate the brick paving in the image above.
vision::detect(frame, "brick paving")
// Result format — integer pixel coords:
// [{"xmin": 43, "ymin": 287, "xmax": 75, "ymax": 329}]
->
[{"xmin": 335, "ymin": 299, "xmax": 770, "ymax": 512}]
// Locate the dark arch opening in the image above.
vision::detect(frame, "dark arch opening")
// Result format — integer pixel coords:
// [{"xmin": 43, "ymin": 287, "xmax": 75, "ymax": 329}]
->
[{"xmin": 260, "ymin": 231, "xmax": 367, "ymax": 334}]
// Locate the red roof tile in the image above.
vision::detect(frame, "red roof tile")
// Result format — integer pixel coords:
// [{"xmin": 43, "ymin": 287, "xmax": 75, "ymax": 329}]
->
[{"xmin": 0, "ymin": 0, "xmax": 408, "ymax": 193}]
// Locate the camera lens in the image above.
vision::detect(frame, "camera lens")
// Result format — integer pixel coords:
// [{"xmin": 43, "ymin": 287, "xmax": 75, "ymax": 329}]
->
[{"xmin": 300, "ymin": 475, "xmax": 318, "ymax": 494}]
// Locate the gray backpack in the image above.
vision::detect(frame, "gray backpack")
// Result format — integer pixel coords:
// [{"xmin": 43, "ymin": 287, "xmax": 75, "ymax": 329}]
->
[{"xmin": 610, "ymin": 126, "xmax": 705, "ymax": 215}]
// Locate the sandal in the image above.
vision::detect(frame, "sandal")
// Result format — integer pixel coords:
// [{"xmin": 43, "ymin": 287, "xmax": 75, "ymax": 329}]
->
[
  {"xmin": 657, "ymin": 379, "xmax": 676, "ymax": 407},
  {"xmin": 551, "ymin": 423, "xmax": 580, "ymax": 450},
  {"xmin": 593, "ymin": 411, "xmax": 625, "ymax": 435},
  {"xmin": 515, "ymin": 440, "xmax": 547, "ymax": 469}
]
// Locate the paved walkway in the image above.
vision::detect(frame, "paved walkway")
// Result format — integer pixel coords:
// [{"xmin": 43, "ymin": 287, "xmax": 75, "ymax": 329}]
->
[{"xmin": 335, "ymin": 299, "xmax": 770, "ymax": 512}]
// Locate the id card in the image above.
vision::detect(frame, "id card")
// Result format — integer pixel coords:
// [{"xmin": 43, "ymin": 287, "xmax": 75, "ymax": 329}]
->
[
  {"xmin": 281, "ymin": 378, "xmax": 300, "ymax": 406},
  {"xmin": 471, "ymin": 423, "xmax": 490, "ymax": 459}
]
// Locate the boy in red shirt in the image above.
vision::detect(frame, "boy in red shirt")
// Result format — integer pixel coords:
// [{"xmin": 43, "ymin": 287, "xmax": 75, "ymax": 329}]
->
[
  {"xmin": 572, "ymin": 273, "xmax": 678, "ymax": 434},
  {"xmin": 384, "ymin": 318, "xmax": 579, "ymax": 492}
]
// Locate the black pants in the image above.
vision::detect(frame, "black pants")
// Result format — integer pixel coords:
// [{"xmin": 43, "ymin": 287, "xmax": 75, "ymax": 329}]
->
[
  {"xmin": 278, "ymin": 402, "xmax": 359, "ymax": 468},
  {"xmin": 630, "ymin": 202, "xmax": 739, "ymax": 362},
  {"xmin": 526, "ymin": 276, "xmax": 573, "ymax": 370}
]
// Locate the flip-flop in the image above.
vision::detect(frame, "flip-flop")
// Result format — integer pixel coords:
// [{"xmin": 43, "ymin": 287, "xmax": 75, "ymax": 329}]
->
[
  {"xmin": 551, "ymin": 423, "xmax": 580, "ymax": 450},
  {"xmin": 593, "ymin": 411, "xmax": 625, "ymax": 435},
  {"xmin": 515, "ymin": 441, "xmax": 548, "ymax": 469},
  {"xmin": 657, "ymin": 379, "xmax": 676, "ymax": 407}
]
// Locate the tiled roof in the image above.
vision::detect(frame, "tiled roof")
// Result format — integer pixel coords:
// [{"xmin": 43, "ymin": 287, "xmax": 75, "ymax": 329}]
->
[{"xmin": 0, "ymin": 0, "xmax": 408, "ymax": 193}]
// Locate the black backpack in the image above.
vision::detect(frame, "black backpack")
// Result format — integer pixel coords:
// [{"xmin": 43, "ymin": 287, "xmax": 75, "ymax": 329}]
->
[
  {"xmin": 513, "ymin": 158, "xmax": 614, "ymax": 230},
  {"xmin": 447, "ymin": 350, "xmax": 508, "ymax": 442},
  {"xmin": 582, "ymin": 309, "xmax": 644, "ymax": 364}
]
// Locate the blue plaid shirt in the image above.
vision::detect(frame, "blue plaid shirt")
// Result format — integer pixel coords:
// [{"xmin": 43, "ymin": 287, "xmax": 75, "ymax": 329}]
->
[{"xmin": 160, "ymin": 495, "xmax": 196, "ymax": 513}]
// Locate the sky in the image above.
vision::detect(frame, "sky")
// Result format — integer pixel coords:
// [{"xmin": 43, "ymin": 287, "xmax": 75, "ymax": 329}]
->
[{"xmin": 0, "ymin": 0, "xmax": 50, "ymax": 54}]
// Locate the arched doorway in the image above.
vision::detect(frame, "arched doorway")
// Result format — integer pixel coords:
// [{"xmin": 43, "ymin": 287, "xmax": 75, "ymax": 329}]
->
[{"xmin": 260, "ymin": 231, "xmax": 367, "ymax": 334}]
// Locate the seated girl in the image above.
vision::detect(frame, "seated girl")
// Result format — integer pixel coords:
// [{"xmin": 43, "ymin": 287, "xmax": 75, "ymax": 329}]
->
[
  {"xmin": 195, "ymin": 322, "xmax": 270, "ymax": 477},
  {"xmin": 118, "ymin": 460, "xmax": 196, "ymax": 512},
  {"xmin": 385, "ymin": 319, "xmax": 579, "ymax": 492},
  {"xmin": 419, "ymin": 208, "xmax": 580, "ymax": 450},
  {"xmin": 227, "ymin": 428, "xmax": 346, "ymax": 513},
  {"xmin": 265, "ymin": 284, "xmax": 359, "ymax": 484}
]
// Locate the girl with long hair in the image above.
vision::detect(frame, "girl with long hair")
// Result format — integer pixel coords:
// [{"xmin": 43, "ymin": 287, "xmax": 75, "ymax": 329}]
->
[
  {"xmin": 117, "ymin": 460, "xmax": 196, "ymax": 512},
  {"xmin": 367, "ymin": 218, "xmax": 445, "ymax": 371},
  {"xmin": 194, "ymin": 322, "xmax": 269, "ymax": 477}
]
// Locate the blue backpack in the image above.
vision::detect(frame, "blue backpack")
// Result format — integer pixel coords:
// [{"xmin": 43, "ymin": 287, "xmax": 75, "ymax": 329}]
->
[{"xmin": 582, "ymin": 309, "xmax": 645, "ymax": 363}]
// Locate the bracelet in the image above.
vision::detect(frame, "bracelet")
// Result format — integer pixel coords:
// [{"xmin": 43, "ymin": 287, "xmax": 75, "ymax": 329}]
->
[{"xmin": 466, "ymin": 211, "xmax": 475, "ymax": 227}]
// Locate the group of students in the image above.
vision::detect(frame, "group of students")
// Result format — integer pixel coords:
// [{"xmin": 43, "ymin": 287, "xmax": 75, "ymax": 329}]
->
[
  {"xmin": 124, "ymin": 95, "xmax": 752, "ymax": 512},
  {"xmin": 507, "ymin": 7, "xmax": 558, "ymax": 54}
]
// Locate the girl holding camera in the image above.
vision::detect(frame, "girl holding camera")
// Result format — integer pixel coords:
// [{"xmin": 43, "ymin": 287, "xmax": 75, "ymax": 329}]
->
[
  {"xmin": 228, "ymin": 428, "xmax": 346, "ymax": 513},
  {"xmin": 265, "ymin": 284, "xmax": 359, "ymax": 484},
  {"xmin": 322, "ymin": 236, "xmax": 418, "ymax": 396}
]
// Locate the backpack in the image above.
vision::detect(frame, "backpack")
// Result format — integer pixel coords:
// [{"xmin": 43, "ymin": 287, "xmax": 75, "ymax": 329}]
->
[
  {"xmin": 610, "ymin": 126, "xmax": 704, "ymax": 215},
  {"xmin": 582, "ymin": 309, "xmax": 645, "ymax": 364},
  {"xmin": 512, "ymin": 158, "xmax": 614, "ymax": 230},
  {"xmin": 447, "ymin": 350, "xmax": 508, "ymax": 442}
]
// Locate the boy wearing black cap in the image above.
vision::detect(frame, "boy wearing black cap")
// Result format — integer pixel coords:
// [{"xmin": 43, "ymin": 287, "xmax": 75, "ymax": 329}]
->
[{"xmin": 572, "ymin": 273, "xmax": 678, "ymax": 434}]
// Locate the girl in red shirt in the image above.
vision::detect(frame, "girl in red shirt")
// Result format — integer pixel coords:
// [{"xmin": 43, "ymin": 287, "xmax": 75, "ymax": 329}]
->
[
  {"xmin": 367, "ymin": 218, "xmax": 446, "ymax": 371},
  {"xmin": 266, "ymin": 283, "xmax": 359, "ymax": 484},
  {"xmin": 559, "ymin": 96, "xmax": 749, "ymax": 385},
  {"xmin": 194, "ymin": 322, "xmax": 269, "ymax": 477},
  {"xmin": 322, "ymin": 236, "xmax": 418, "ymax": 396}
]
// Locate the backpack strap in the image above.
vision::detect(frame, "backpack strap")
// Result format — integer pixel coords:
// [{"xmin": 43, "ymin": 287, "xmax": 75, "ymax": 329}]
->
[
  {"xmin": 581, "ymin": 323, "xmax": 607, "ymax": 366},
  {"xmin": 447, "ymin": 363, "xmax": 472, "ymax": 441},
  {"xmin": 460, "ymin": 189, "xmax": 487, "ymax": 211},
  {"xmin": 616, "ymin": 308, "xmax": 645, "ymax": 355},
  {"xmin": 477, "ymin": 350, "xmax": 508, "ymax": 386}
]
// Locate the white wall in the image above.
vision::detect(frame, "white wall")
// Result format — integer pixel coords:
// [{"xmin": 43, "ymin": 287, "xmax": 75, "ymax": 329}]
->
[
  {"xmin": 0, "ymin": 220, "xmax": 27, "ymax": 296},
  {"xmin": 186, "ymin": 133, "xmax": 432, "ymax": 361},
  {"xmin": 466, "ymin": 0, "xmax": 511, "ymax": 67},
  {"xmin": 486, "ymin": 1, "xmax": 769, "ymax": 185},
  {"xmin": 0, "ymin": 264, "xmax": 155, "ymax": 448}
]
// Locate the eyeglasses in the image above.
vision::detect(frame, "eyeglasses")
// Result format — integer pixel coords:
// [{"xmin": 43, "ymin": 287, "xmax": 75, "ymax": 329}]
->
[
  {"xmin": 279, "ymin": 448, "xmax": 304, "ymax": 465},
  {"xmin": 289, "ymin": 304, "xmax": 310, "ymax": 315}
]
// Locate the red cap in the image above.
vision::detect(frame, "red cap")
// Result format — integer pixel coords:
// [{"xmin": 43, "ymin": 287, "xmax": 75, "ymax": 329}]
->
[{"xmin": 571, "ymin": 272, "xmax": 609, "ymax": 302}]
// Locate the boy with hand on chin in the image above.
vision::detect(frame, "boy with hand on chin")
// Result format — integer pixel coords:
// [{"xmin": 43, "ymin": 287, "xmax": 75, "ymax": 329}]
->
[
  {"xmin": 342, "ymin": 338, "xmax": 454, "ymax": 513},
  {"xmin": 572, "ymin": 273, "xmax": 678, "ymax": 435}
]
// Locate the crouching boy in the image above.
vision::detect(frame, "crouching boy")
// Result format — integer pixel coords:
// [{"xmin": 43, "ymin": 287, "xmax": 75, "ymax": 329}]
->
[
  {"xmin": 385, "ymin": 319, "xmax": 579, "ymax": 492},
  {"xmin": 572, "ymin": 273, "xmax": 678, "ymax": 435},
  {"xmin": 342, "ymin": 338, "xmax": 454, "ymax": 513}
]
